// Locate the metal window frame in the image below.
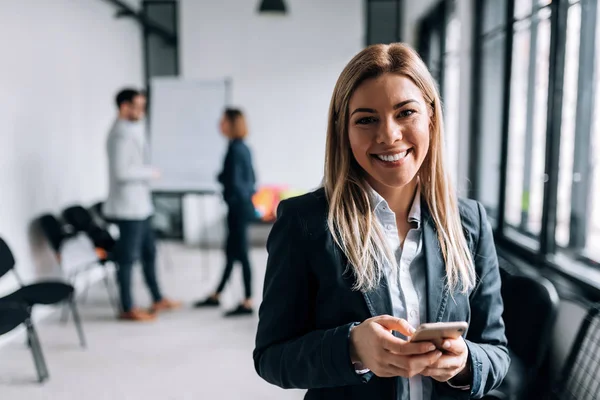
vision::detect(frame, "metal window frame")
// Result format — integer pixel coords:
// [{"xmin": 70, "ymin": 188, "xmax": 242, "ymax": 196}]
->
[
  {"xmin": 539, "ymin": 0, "xmax": 569, "ymax": 257},
  {"xmin": 467, "ymin": 0, "xmax": 484, "ymax": 200},
  {"xmin": 568, "ymin": 0, "xmax": 597, "ymax": 251},
  {"xmin": 496, "ymin": 0, "xmax": 515, "ymax": 238},
  {"xmin": 471, "ymin": 0, "xmax": 600, "ymax": 282}
]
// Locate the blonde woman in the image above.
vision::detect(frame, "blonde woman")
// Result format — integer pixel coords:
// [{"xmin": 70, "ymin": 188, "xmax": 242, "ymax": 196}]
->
[{"xmin": 253, "ymin": 44, "xmax": 509, "ymax": 399}]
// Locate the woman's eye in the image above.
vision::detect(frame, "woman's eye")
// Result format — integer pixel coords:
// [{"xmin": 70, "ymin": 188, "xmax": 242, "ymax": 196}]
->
[
  {"xmin": 356, "ymin": 116, "xmax": 378, "ymax": 125},
  {"xmin": 399, "ymin": 109, "xmax": 416, "ymax": 118}
]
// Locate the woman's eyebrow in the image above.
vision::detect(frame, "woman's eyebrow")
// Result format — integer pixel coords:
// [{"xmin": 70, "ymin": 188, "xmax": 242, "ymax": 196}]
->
[{"xmin": 350, "ymin": 99, "xmax": 419, "ymax": 116}]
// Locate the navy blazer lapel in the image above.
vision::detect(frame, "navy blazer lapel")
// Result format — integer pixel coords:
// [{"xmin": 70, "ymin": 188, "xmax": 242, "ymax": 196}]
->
[
  {"xmin": 422, "ymin": 203, "xmax": 449, "ymax": 323},
  {"xmin": 361, "ymin": 268, "xmax": 394, "ymax": 318}
]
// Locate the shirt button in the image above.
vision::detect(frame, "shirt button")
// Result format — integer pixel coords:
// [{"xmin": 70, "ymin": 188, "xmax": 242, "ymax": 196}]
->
[
  {"xmin": 386, "ymin": 224, "xmax": 394, "ymax": 230},
  {"xmin": 410, "ymin": 309, "xmax": 418, "ymax": 319}
]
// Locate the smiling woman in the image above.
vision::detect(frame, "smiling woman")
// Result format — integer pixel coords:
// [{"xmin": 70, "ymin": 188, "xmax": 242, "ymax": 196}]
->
[{"xmin": 254, "ymin": 43, "xmax": 509, "ymax": 400}]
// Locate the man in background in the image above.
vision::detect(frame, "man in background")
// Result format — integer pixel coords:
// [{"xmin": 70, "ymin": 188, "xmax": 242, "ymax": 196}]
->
[{"xmin": 104, "ymin": 88, "xmax": 181, "ymax": 322}]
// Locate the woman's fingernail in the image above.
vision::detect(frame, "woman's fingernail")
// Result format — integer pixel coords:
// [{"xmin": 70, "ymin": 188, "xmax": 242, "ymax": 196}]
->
[
  {"xmin": 409, "ymin": 326, "xmax": 416, "ymax": 334},
  {"xmin": 429, "ymin": 345, "xmax": 436, "ymax": 352},
  {"xmin": 443, "ymin": 341, "xmax": 451, "ymax": 349}
]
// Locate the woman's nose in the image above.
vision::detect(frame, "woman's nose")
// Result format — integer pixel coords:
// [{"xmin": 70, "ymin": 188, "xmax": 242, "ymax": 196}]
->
[{"xmin": 376, "ymin": 117, "xmax": 403, "ymax": 145}]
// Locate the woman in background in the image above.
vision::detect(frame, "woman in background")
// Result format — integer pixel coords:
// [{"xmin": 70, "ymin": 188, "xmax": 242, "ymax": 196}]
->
[{"xmin": 194, "ymin": 108, "xmax": 256, "ymax": 317}]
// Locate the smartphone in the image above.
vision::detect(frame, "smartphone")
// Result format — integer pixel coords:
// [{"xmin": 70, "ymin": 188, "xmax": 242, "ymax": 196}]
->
[{"xmin": 409, "ymin": 322, "xmax": 468, "ymax": 349}]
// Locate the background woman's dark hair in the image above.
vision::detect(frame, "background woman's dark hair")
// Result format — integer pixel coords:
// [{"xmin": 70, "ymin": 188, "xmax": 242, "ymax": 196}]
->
[{"xmin": 223, "ymin": 108, "xmax": 248, "ymax": 139}]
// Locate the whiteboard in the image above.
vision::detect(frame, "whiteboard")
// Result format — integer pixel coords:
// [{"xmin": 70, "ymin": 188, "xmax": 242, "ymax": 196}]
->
[{"xmin": 149, "ymin": 78, "xmax": 229, "ymax": 192}]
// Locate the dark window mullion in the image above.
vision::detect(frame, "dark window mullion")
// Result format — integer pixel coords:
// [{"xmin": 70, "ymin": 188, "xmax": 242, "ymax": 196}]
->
[
  {"xmin": 568, "ymin": 0, "xmax": 597, "ymax": 250},
  {"xmin": 468, "ymin": 0, "xmax": 485, "ymax": 200},
  {"xmin": 497, "ymin": 0, "xmax": 516, "ymax": 237},
  {"xmin": 540, "ymin": 0, "xmax": 570, "ymax": 257}
]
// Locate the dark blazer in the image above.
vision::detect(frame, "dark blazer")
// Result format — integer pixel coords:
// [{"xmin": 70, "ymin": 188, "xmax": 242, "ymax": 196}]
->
[
  {"xmin": 218, "ymin": 139, "xmax": 256, "ymax": 213},
  {"xmin": 254, "ymin": 188, "xmax": 510, "ymax": 400}
]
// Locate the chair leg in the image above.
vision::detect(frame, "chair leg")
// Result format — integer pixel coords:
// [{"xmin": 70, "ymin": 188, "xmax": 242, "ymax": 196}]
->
[
  {"xmin": 78, "ymin": 271, "xmax": 92, "ymax": 305},
  {"xmin": 25, "ymin": 319, "xmax": 49, "ymax": 383},
  {"xmin": 69, "ymin": 296, "xmax": 87, "ymax": 349},
  {"xmin": 60, "ymin": 301, "xmax": 70, "ymax": 324},
  {"xmin": 25, "ymin": 306, "xmax": 34, "ymax": 347},
  {"xmin": 103, "ymin": 267, "xmax": 121, "ymax": 316}
]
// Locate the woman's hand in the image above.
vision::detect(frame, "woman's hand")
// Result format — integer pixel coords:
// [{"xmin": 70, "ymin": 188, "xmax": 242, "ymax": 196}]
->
[
  {"xmin": 421, "ymin": 337, "xmax": 470, "ymax": 384},
  {"xmin": 349, "ymin": 315, "xmax": 443, "ymax": 378}
]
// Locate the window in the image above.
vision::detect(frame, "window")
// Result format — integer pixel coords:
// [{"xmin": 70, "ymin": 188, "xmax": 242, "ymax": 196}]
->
[
  {"xmin": 366, "ymin": 0, "xmax": 402, "ymax": 45},
  {"xmin": 555, "ymin": 0, "xmax": 600, "ymax": 261},
  {"xmin": 442, "ymin": 1, "xmax": 461, "ymax": 186},
  {"xmin": 474, "ymin": 0, "xmax": 508, "ymax": 225},
  {"xmin": 505, "ymin": 3, "xmax": 552, "ymax": 247},
  {"xmin": 471, "ymin": 0, "xmax": 600, "ymax": 267}
]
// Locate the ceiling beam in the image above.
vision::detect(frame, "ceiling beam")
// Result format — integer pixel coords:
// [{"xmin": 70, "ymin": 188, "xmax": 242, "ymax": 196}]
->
[{"xmin": 101, "ymin": 0, "xmax": 177, "ymax": 45}]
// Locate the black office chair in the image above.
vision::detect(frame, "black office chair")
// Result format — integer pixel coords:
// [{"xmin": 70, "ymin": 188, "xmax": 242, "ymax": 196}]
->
[
  {"xmin": 90, "ymin": 202, "xmax": 105, "ymax": 222},
  {"xmin": 553, "ymin": 302, "xmax": 600, "ymax": 400},
  {"xmin": 38, "ymin": 214, "xmax": 69, "ymax": 256},
  {"xmin": 60, "ymin": 207, "xmax": 120, "ymax": 314},
  {"xmin": 0, "ymin": 302, "xmax": 49, "ymax": 383},
  {"xmin": 484, "ymin": 266, "xmax": 560, "ymax": 400},
  {"xmin": 62, "ymin": 205, "xmax": 117, "ymax": 253},
  {"xmin": 0, "ymin": 237, "xmax": 86, "ymax": 349}
]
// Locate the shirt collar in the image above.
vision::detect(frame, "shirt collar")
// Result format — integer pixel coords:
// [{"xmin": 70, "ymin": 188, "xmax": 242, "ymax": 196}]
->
[{"xmin": 368, "ymin": 183, "xmax": 422, "ymax": 228}]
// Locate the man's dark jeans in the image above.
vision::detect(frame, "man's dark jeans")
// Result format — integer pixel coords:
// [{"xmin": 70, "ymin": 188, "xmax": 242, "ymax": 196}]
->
[{"xmin": 113, "ymin": 218, "xmax": 163, "ymax": 312}]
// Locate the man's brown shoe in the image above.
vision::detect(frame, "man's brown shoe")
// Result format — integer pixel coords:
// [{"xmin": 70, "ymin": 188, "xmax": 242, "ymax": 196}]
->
[
  {"xmin": 119, "ymin": 308, "xmax": 157, "ymax": 322},
  {"xmin": 150, "ymin": 298, "xmax": 183, "ymax": 313}
]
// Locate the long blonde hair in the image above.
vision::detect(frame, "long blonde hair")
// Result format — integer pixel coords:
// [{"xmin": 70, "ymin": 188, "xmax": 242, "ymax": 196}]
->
[{"xmin": 324, "ymin": 43, "xmax": 475, "ymax": 294}]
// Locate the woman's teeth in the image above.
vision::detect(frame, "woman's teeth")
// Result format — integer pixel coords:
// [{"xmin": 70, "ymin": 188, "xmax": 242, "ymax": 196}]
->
[{"xmin": 376, "ymin": 150, "xmax": 409, "ymax": 162}]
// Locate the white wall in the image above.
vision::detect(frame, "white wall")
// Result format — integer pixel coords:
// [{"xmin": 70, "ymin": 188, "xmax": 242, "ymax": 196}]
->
[
  {"xmin": 0, "ymin": 0, "xmax": 143, "ymax": 293},
  {"xmin": 180, "ymin": 0, "xmax": 364, "ymax": 191}
]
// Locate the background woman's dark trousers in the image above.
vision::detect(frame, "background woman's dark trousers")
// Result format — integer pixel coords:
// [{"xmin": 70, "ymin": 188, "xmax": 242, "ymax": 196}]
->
[{"xmin": 216, "ymin": 206, "xmax": 252, "ymax": 299}]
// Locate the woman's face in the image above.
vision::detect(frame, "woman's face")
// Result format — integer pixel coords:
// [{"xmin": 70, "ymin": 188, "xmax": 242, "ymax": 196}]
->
[
  {"xmin": 347, "ymin": 73, "xmax": 431, "ymax": 191},
  {"xmin": 220, "ymin": 116, "xmax": 231, "ymax": 138}
]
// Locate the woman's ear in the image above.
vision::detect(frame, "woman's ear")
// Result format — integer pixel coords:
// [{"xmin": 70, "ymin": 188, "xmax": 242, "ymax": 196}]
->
[{"xmin": 427, "ymin": 103, "xmax": 435, "ymax": 137}]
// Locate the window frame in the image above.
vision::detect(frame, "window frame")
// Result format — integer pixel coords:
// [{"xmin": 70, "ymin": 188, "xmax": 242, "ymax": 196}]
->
[{"xmin": 469, "ymin": 0, "xmax": 600, "ymax": 289}]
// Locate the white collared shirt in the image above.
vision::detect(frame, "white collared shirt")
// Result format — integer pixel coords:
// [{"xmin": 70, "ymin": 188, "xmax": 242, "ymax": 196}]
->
[{"xmin": 369, "ymin": 185, "xmax": 432, "ymax": 400}]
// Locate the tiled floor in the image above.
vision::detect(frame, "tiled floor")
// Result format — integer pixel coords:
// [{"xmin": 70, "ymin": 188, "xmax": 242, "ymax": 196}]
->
[{"xmin": 0, "ymin": 243, "xmax": 306, "ymax": 400}]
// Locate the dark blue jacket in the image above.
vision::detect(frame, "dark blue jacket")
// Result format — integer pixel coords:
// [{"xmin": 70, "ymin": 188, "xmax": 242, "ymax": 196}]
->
[
  {"xmin": 218, "ymin": 139, "xmax": 256, "ymax": 211},
  {"xmin": 253, "ymin": 188, "xmax": 509, "ymax": 399}
]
